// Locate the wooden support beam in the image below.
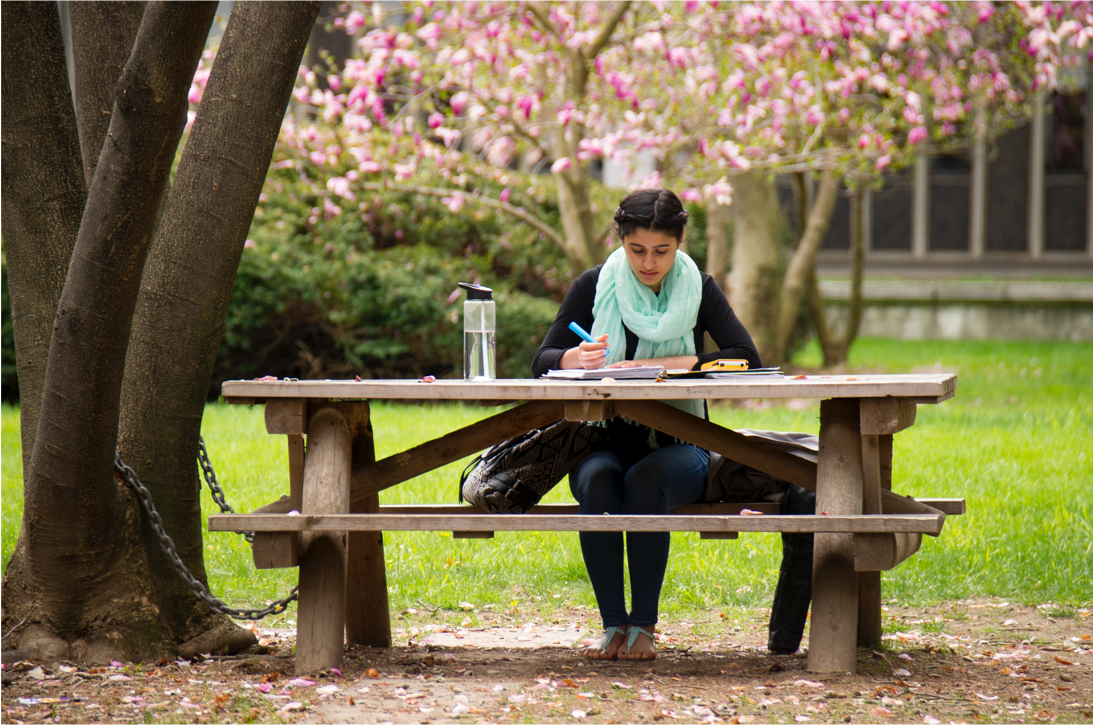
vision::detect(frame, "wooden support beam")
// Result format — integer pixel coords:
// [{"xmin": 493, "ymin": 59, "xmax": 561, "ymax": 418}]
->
[
  {"xmin": 341, "ymin": 402, "xmax": 392, "ymax": 649},
  {"xmin": 350, "ymin": 401, "xmax": 564, "ymax": 503},
  {"xmin": 854, "ymin": 532, "xmax": 923, "ymax": 572},
  {"xmin": 564, "ymin": 400, "xmax": 613, "ymax": 422},
  {"xmin": 295, "ymin": 405, "xmax": 352, "ymax": 674},
  {"xmin": 453, "ymin": 531, "xmax": 495, "ymax": 539},
  {"xmin": 265, "ymin": 398, "xmax": 308, "ymax": 435},
  {"xmin": 860, "ymin": 398, "xmax": 916, "ymax": 435},
  {"xmin": 882, "ymin": 489, "xmax": 946, "ymax": 535},
  {"xmin": 611, "ymin": 400, "xmax": 817, "ymax": 490},
  {"xmin": 251, "ymin": 433, "xmax": 306, "ymax": 570},
  {"xmin": 809, "ymin": 398, "xmax": 862, "ymax": 674}
]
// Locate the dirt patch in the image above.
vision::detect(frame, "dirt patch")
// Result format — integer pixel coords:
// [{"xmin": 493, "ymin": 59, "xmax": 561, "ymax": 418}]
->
[{"xmin": 2, "ymin": 600, "xmax": 1089, "ymax": 724}]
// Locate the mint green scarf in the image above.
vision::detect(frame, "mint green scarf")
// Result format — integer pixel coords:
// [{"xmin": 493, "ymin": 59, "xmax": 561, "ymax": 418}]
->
[{"xmin": 591, "ymin": 246, "xmax": 705, "ymax": 419}]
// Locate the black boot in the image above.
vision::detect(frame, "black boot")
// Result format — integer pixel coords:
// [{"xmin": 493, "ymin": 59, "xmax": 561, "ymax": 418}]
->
[{"xmin": 767, "ymin": 484, "xmax": 816, "ymax": 653}]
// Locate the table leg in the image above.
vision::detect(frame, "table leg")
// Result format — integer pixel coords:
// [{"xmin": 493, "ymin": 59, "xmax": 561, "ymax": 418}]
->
[
  {"xmin": 857, "ymin": 433, "xmax": 883, "ymax": 647},
  {"xmin": 296, "ymin": 405, "xmax": 352, "ymax": 673},
  {"xmin": 808, "ymin": 398, "xmax": 863, "ymax": 673},
  {"xmin": 342, "ymin": 401, "xmax": 392, "ymax": 647}
]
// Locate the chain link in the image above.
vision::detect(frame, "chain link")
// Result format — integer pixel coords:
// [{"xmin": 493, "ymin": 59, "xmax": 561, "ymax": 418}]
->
[
  {"xmin": 115, "ymin": 441, "xmax": 298, "ymax": 621},
  {"xmin": 196, "ymin": 437, "xmax": 253, "ymax": 544}
]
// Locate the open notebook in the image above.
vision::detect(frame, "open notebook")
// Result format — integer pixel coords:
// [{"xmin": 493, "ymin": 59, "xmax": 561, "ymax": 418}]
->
[{"xmin": 542, "ymin": 365, "xmax": 666, "ymax": 380}]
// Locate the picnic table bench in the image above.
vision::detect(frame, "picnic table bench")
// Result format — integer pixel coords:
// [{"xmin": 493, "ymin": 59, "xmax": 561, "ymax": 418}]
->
[{"xmin": 210, "ymin": 374, "xmax": 961, "ymax": 674}]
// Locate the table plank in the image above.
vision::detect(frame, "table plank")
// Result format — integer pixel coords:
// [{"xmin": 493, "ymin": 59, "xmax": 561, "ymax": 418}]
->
[{"xmin": 222, "ymin": 374, "xmax": 956, "ymax": 403}]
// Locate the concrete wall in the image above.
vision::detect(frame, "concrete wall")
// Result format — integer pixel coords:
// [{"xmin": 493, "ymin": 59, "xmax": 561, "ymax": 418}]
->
[{"xmin": 819, "ymin": 280, "xmax": 1093, "ymax": 341}]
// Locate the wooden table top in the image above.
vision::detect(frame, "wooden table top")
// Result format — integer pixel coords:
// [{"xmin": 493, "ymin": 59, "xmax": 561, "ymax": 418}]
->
[{"xmin": 222, "ymin": 373, "xmax": 957, "ymax": 404}]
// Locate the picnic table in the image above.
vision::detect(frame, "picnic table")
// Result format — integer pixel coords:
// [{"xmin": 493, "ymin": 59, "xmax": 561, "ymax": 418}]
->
[{"xmin": 210, "ymin": 373, "xmax": 961, "ymax": 674}]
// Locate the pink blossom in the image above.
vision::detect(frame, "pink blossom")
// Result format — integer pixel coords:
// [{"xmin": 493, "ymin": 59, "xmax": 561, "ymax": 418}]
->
[
  {"xmin": 358, "ymin": 160, "xmax": 382, "ymax": 174},
  {"xmin": 442, "ymin": 193, "xmax": 465, "ymax": 213},
  {"xmin": 499, "ymin": 187, "xmax": 511, "ymax": 203},
  {"xmin": 550, "ymin": 157, "xmax": 572, "ymax": 174},
  {"xmin": 244, "ymin": 239, "xmax": 255, "ymax": 249},
  {"xmin": 680, "ymin": 188, "xmax": 703, "ymax": 202},
  {"xmin": 450, "ymin": 91, "xmax": 470, "ymax": 115},
  {"xmin": 908, "ymin": 126, "xmax": 928, "ymax": 145},
  {"xmin": 428, "ymin": 112, "xmax": 445, "ymax": 128},
  {"xmin": 327, "ymin": 177, "xmax": 356, "ymax": 200},
  {"xmin": 416, "ymin": 22, "xmax": 442, "ymax": 47},
  {"xmin": 345, "ymin": 11, "xmax": 367, "ymax": 34},
  {"xmin": 875, "ymin": 154, "xmax": 892, "ymax": 171}
]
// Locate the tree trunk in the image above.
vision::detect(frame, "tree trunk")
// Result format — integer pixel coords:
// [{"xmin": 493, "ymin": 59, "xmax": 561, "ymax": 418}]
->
[
  {"xmin": 70, "ymin": 2, "xmax": 147, "ymax": 186},
  {"xmin": 774, "ymin": 169, "xmax": 840, "ymax": 364},
  {"xmin": 728, "ymin": 172, "xmax": 783, "ymax": 365},
  {"xmin": 705, "ymin": 196, "xmax": 732, "ymax": 295},
  {"xmin": 0, "ymin": 3, "xmax": 85, "ymax": 484},
  {"xmin": 550, "ymin": 118, "xmax": 603, "ymax": 272},
  {"xmin": 117, "ymin": 0, "xmax": 321, "ymax": 638},
  {"xmin": 6, "ymin": 2, "xmax": 218, "ymax": 662}
]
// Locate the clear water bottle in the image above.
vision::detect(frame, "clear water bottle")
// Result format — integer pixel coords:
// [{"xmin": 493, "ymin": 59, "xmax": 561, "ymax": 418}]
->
[{"xmin": 459, "ymin": 282, "xmax": 496, "ymax": 380}]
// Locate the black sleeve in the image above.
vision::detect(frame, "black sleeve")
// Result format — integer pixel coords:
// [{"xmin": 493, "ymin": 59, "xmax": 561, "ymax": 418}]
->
[
  {"xmin": 694, "ymin": 274, "xmax": 763, "ymax": 370},
  {"xmin": 531, "ymin": 267, "xmax": 601, "ymax": 378}
]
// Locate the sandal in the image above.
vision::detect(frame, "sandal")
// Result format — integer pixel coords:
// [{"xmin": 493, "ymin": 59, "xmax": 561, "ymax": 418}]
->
[
  {"xmin": 583, "ymin": 625, "xmax": 627, "ymax": 660},
  {"xmin": 618, "ymin": 625, "xmax": 657, "ymax": 661}
]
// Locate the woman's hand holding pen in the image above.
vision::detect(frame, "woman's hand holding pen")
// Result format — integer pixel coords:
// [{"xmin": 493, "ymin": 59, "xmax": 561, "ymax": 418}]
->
[{"xmin": 560, "ymin": 335, "xmax": 610, "ymax": 369}]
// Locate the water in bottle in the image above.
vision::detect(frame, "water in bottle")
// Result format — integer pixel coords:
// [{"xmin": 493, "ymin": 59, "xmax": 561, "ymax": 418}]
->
[{"xmin": 459, "ymin": 282, "xmax": 496, "ymax": 380}]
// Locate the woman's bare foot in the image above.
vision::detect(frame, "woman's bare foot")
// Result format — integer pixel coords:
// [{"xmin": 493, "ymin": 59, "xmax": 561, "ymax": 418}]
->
[
  {"xmin": 582, "ymin": 625, "xmax": 628, "ymax": 660},
  {"xmin": 617, "ymin": 624, "xmax": 656, "ymax": 661}
]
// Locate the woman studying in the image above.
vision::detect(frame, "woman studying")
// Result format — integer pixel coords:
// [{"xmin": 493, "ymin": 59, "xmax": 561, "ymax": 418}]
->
[{"xmin": 531, "ymin": 188, "xmax": 761, "ymax": 661}]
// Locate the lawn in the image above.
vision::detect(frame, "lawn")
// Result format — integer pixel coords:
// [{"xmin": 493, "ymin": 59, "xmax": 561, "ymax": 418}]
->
[{"xmin": 2, "ymin": 338, "xmax": 1091, "ymax": 629}]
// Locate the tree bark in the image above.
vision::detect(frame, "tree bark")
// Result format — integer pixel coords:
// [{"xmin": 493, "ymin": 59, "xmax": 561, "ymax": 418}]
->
[
  {"xmin": 117, "ymin": 0, "xmax": 321, "ymax": 638},
  {"xmin": 774, "ymin": 169, "xmax": 839, "ymax": 364},
  {"xmin": 729, "ymin": 172, "xmax": 784, "ymax": 365},
  {"xmin": 705, "ymin": 196, "xmax": 732, "ymax": 295},
  {"xmin": 0, "ymin": 3, "xmax": 85, "ymax": 484},
  {"xmin": 70, "ymin": 2, "xmax": 147, "ymax": 185},
  {"xmin": 11, "ymin": 2, "xmax": 217, "ymax": 659}
]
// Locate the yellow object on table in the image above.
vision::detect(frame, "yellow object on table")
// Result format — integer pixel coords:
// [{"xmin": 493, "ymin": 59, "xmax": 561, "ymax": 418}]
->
[{"xmin": 700, "ymin": 359, "xmax": 749, "ymax": 372}]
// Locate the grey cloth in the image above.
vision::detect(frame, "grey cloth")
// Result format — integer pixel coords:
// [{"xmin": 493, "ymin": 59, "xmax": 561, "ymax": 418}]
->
[{"xmin": 703, "ymin": 429, "xmax": 818, "ymax": 503}]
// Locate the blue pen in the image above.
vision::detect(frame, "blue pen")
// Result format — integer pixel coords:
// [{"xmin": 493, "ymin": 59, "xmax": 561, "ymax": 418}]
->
[{"xmin": 569, "ymin": 321, "xmax": 609, "ymax": 354}]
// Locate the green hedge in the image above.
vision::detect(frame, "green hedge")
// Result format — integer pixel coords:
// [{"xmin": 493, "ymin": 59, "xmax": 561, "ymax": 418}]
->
[{"xmin": 211, "ymin": 170, "xmax": 572, "ymax": 393}]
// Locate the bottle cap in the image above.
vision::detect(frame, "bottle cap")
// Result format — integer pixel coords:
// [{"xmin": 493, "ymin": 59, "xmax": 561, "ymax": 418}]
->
[{"xmin": 458, "ymin": 282, "xmax": 493, "ymax": 300}]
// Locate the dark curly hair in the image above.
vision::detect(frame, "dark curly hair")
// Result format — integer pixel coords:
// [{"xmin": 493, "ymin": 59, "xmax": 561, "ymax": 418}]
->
[{"xmin": 612, "ymin": 188, "xmax": 689, "ymax": 242}]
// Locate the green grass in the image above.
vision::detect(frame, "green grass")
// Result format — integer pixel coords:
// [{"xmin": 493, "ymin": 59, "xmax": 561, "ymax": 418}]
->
[{"xmin": 3, "ymin": 338, "xmax": 1091, "ymax": 626}]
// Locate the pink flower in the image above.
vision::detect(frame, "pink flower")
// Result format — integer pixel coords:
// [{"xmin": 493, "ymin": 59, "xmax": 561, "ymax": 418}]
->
[
  {"xmin": 359, "ymin": 160, "xmax": 383, "ymax": 174},
  {"xmin": 428, "ymin": 112, "xmax": 445, "ymax": 128},
  {"xmin": 908, "ymin": 126, "xmax": 927, "ymax": 145},
  {"xmin": 416, "ymin": 22, "xmax": 442, "ymax": 47},
  {"xmin": 345, "ymin": 11, "xmax": 367, "ymax": 34},
  {"xmin": 327, "ymin": 75, "xmax": 342, "ymax": 91},
  {"xmin": 680, "ymin": 188, "xmax": 703, "ymax": 203},
  {"xmin": 442, "ymin": 194, "xmax": 465, "ymax": 213},
  {"xmin": 499, "ymin": 188, "xmax": 511, "ymax": 203},
  {"xmin": 875, "ymin": 154, "xmax": 892, "ymax": 171},
  {"xmin": 327, "ymin": 177, "xmax": 356, "ymax": 201},
  {"xmin": 244, "ymin": 239, "xmax": 255, "ymax": 249},
  {"xmin": 550, "ymin": 157, "xmax": 572, "ymax": 174},
  {"xmin": 450, "ymin": 91, "xmax": 470, "ymax": 116}
]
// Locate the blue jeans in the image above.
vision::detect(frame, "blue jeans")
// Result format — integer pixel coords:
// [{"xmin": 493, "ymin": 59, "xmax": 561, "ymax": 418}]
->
[{"xmin": 568, "ymin": 444, "xmax": 709, "ymax": 628}]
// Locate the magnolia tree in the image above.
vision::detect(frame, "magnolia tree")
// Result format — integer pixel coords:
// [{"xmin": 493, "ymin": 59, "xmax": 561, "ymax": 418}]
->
[
  {"xmin": 274, "ymin": 1, "xmax": 700, "ymax": 274},
  {"xmin": 271, "ymin": 0, "xmax": 1093, "ymax": 365},
  {"xmin": 613, "ymin": 0, "xmax": 1093, "ymax": 363}
]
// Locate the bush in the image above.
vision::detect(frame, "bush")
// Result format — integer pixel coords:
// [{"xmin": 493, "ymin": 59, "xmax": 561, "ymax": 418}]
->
[{"xmin": 211, "ymin": 169, "xmax": 570, "ymax": 394}]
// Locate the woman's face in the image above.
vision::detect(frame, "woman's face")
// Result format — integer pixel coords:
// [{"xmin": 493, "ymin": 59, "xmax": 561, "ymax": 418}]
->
[{"xmin": 622, "ymin": 228, "xmax": 681, "ymax": 293}]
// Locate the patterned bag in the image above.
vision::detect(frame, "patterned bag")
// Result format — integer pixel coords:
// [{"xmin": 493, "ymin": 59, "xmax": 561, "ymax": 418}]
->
[{"xmin": 460, "ymin": 419, "xmax": 602, "ymax": 513}]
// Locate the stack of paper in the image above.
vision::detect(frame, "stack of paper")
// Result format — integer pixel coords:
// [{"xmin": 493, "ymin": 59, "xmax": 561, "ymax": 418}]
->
[{"xmin": 543, "ymin": 365, "xmax": 666, "ymax": 380}]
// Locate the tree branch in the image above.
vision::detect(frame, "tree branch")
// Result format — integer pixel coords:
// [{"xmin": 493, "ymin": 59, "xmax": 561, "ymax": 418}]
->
[
  {"xmin": 356, "ymin": 181, "xmax": 566, "ymax": 249},
  {"xmin": 585, "ymin": 1, "xmax": 631, "ymax": 61}
]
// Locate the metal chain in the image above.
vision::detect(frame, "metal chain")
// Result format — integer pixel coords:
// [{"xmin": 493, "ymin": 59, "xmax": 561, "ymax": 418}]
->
[
  {"xmin": 114, "ymin": 445, "xmax": 298, "ymax": 621},
  {"xmin": 196, "ymin": 437, "xmax": 253, "ymax": 544}
]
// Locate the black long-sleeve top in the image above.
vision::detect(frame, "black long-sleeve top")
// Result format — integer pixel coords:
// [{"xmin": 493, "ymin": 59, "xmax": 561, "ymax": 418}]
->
[{"xmin": 532, "ymin": 266, "xmax": 761, "ymax": 458}]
